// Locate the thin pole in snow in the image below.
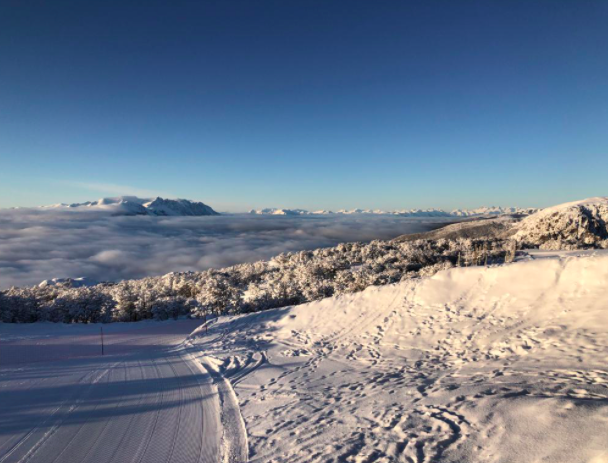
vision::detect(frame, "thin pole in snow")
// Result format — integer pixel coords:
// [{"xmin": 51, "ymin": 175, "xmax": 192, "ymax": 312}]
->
[{"xmin": 101, "ymin": 327, "xmax": 104, "ymax": 356}]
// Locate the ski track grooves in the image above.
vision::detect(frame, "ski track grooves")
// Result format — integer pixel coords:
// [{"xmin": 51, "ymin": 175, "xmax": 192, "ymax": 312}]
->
[
  {"xmin": 19, "ymin": 364, "xmax": 122, "ymax": 463},
  {"xmin": 190, "ymin": 352, "xmax": 249, "ymax": 463},
  {"xmin": 0, "ymin": 320, "xmax": 232, "ymax": 463},
  {"xmin": 0, "ymin": 361, "xmax": 122, "ymax": 463},
  {"xmin": 134, "ymin": 356, "xmax": 168, "ymax": 463}
]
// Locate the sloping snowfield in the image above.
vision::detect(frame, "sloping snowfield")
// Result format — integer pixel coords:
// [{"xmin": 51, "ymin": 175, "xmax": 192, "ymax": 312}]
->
[
  {"xmin": 1, "ymin": 253, "xmax": 606, "ymax": 463},
  {"xmin": 190, "ymin": 253, "xmax": 608, "ymax": 462},
  {"xmin": 0, "ymin": 320, "xmax": 239, "ymax": 463}
]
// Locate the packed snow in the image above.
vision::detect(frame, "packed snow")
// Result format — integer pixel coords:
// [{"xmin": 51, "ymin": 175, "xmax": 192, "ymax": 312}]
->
[
  {"xmin": 188, "ymin": 252, "xmax": 608, "ymax": 462},
  {"xmin": 0, "ymin": 319, "xmax": 238, "ymax": 463}
]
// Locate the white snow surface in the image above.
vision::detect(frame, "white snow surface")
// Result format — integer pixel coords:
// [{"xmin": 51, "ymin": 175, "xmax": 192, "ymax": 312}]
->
[
  {"xmin": 532, "ymin": 196, "xmax": 608, "ymax": 215},
  {"xmin": 189, "ymin": 253, "xmax": 608, "ymax": 462},
  {"xmin": 0, "ymin": 319, "xmax": 247, "ymax": 463},
  {"xmin": 40, "ymin": 196, "xmax": 219, "ymax": 216},
  {"xmin": 37, "ymin": 277, "xmax": 97, "ymax": 288}
]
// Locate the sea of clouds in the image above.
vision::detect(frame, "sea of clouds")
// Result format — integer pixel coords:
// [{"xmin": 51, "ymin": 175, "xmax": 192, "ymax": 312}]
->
[{"xmin": 0, "ymin": 209, "xmax": 452, "ymax": 289}]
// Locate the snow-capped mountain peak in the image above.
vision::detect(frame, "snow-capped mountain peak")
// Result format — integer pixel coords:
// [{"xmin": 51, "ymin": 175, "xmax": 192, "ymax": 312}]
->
[
  {"xmin": 43, "ymin": 196, "xmax": 219, "ymax": 216},
  {"xmin": 249, "ymin": 206, "xmax": 536, "ymax": 217},
  {"xmin": 142, "ymin": 197, "xmax": 218, "ymax": 216}
]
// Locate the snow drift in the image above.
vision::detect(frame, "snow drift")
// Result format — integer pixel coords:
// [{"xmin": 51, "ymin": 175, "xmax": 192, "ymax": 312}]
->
[{"xmin": 190, "ymin": 252, "xmax": 608, "ymax": 462}]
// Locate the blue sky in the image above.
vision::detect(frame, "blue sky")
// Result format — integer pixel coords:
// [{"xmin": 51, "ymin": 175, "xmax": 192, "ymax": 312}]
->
[{"xmin": 1, "ymin": 1, "xmax": 607, "ymax": 212}]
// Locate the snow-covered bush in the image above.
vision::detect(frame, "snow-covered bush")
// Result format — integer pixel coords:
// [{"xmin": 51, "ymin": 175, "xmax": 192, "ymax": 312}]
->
[{"xmin": 0, "ymin": 237, "xmax": 515, "ymax": 323}]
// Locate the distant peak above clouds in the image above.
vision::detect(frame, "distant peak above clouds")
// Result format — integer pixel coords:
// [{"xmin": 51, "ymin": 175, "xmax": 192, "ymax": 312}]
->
[
  {"xmin": 249, "ymin": 206, "xmax": 538, "ymax": 217},
  {"xmin": 12, "ymin": 198, "xmax": 538, "ymax": 218},
  {"xmin": 42, "ymin": 196, "xmax": 219, "ymax": 216}
]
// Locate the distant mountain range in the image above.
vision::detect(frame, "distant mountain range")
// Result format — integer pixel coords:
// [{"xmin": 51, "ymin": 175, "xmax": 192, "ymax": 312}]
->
[
  {"xmin": 43, "ymin": 196, "xmax": 219, "ymax": 216},
  {"xmin": 19, "ymin": 197, "xmax": 537, "ymax": 218},
  {"xmin": 249, "ymin": 206, "xmax": 538, "ymax": 217}
]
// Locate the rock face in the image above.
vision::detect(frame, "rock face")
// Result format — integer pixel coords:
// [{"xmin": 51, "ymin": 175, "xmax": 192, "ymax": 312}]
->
[{"xmin": 513, "ymin": 197, "xmax": 608, "ymax": 250}]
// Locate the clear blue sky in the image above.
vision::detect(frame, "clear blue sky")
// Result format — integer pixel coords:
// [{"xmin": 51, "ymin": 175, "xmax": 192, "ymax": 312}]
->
[{"xmin": 1, "ymin": 1, "xmax": 607, "ymax": 212}]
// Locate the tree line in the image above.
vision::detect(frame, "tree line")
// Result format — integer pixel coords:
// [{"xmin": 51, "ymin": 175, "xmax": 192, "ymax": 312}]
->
[{"xmin": 0, "ymin": 238, "xmax": 517, "ymax": 323}]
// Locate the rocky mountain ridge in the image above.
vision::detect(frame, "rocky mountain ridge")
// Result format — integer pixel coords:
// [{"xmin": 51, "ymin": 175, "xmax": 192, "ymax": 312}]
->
[
  {"xmin": 396, "ymin": 197, "xmax": 608, "ymax": 250},
  {"xmin": 41, "ymin": 196, "xmax": 219, "ymax": 216},
  {"xmin": 249, "ymin": 206, "xmax": 537, "ymax": 217}
]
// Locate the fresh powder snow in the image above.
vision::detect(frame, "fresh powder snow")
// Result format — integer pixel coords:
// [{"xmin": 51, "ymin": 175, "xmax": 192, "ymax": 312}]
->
[{"xmin": 187, "ymin": 252, "xmax": 608, "ymax": 462}]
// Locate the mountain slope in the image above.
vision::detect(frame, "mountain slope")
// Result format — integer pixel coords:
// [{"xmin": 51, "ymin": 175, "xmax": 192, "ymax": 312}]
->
[
  {"xmin": 250, "ymin": 206, "xmax": 537, "ymax": 217},
  {"xmin": 513, "ymin": 196, "xmax": 608, "ymax": 249},
  {"xmin": 189, "ymin": 252, "xmax": 608, "ymax": 463},
  {"xmin": 394, "ymin": 215, "xmax": 520, "ymax": 242},
  {"xmin": 44, "ymin": 196, "xmax": 219, "ymax": 216},
  {"xmin": 395, "ymin": 197, "xmax": 608, "ymax": 249},
  {"xmin": 143, "ymin": 197, "xmax": 218, "ymax": 216}
]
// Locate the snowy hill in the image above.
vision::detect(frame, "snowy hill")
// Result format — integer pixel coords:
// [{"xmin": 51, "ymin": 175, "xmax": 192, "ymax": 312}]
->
[
  {"xmin": 247, "ymin": 208, "xmax": 312, "ymax": 216},
  {"xmin": 395, "ymin": 197, "xmax": 608, "ymax": 250},
  {"xmin": 189, "ymin": 252, "xmax": 608, "ymax": 462},
  {"xmin": 250, "ymin": 206, "xmax": 536, "ymax": 217},
  {"xmin": 43, "ymin": 196, "xmax": 219, "ymax": 216},
  {"xmin": 514, "ymin": 196, "xmax": 608, "ymax": 249},
  {"xmin": 142, "ymin": 197, "xmax": 219, "ymax": 216},
  {"xmin": 38, "ymin": 277, "xmax": 98, "ymax": 289}
]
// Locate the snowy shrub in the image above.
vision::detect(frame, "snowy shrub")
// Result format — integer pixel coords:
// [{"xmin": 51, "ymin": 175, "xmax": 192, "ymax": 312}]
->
[{"xmin": 0, "ymin": 237, "xmax": 517, "ymax": 323}]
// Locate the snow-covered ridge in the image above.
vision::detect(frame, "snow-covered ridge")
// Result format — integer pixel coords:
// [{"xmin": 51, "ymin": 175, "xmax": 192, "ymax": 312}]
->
[
  {"xmin": 250, "ymin": 206, "xmax": 537, "ymax": 217},
  {"xmin": 514, "ymin": 196, "xmax": 608, "ymax": 249},
  {"xmin": 38, "ymin": 277, "xmax": 98, "ymax": 289},
  {"xmin": 42, "ymin": 196, "xmax": 219, "ymax": 216}
]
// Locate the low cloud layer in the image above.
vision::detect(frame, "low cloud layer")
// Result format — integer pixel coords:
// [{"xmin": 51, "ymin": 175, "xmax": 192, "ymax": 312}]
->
[{"xmin": 0, "ymin": 209, "xmax": 451, "ymax": 289}]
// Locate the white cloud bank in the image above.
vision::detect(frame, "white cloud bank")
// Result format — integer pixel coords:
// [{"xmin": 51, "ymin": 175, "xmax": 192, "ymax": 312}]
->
[{"xmin": 0, "ymin": 209, "xmax": 451, "ymax": 288}]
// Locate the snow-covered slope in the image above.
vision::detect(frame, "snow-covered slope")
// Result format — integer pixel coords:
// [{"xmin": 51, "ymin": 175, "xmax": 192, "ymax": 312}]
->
[
  {"xmin": 247, "ymin": 208, "xmax": 312, "ymax": 216},
  {"xmin": 190, "ymin": 253, "xmax": 608, "ymax": 463},
  {"xmin": 395, "ymin": 197, "xmax": 608, "ymax": 249},
  {"xmin": 250, "ymin": 206, "xmax": 536, "ymax": 217},
  {"xmin": 450, "ymin": 206, "xmax": 537, "ymax": 216},
  {"xmin": 142, "ymin": 197, "xmax": 218, "ymax": 216},
  {"xmin": 38, "ymin": 277, "xmax": 97, "ymax": 288},
  {"xmin": 0, "ymin": 320, "xmax": 224, "ymax": 462},
  {"xmin": 395, "ymin": 214, "xmax": 519, "ymax": 242},
  {"xmin": 514, "ymin": 196, "xmax": 608, "ymax": 249},
  {"xmin": 43, "ymin": 196, "xmax": 219, "ymax": 216}
]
